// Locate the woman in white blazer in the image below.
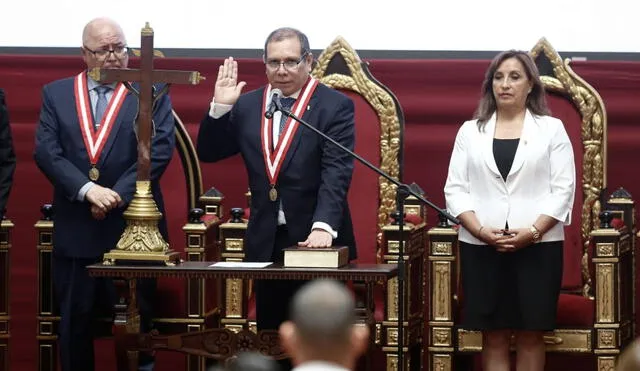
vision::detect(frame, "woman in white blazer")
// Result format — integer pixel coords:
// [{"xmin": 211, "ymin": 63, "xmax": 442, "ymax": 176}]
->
[{"xmin": 444, "ymin": 50, "xmax": 576, "ymax": 371}]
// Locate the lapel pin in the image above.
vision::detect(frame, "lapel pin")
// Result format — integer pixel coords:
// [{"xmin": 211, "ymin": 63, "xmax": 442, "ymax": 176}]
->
[{"xmin": 307, "ymin": 105, "xmax": 311, "ymax": 111}]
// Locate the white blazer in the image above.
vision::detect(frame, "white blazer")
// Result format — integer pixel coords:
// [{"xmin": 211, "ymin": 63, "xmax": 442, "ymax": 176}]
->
[{"xmin": 444, "ymin": 110, "xmax": 576, "ymax": 245}]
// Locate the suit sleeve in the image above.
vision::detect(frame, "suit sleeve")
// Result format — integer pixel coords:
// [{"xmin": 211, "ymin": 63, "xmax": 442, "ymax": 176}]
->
[
  {"xmin": 538, "ymin": 120, "xmax": 576, "ymax": 224},
  {"xmin": 196, "ymin": 106, "xmax": 240, "ymax": 163},
  {"xmin": 0, "ymin": 89, "xmax": 16, "ymax": 219},
  {"xmin": 111, "ymin": 91, "xmax": 176, "ymax": 204},
  {"xmin": 312, "ymin": 96, "xmax": 355, "ymax": 230},
  {"xmin": 34, "ymin": 85, "xmax": 91, "ymax": 200},
  {"xmin": 444, "ymin": 123, "xmax": 474, "ymax": 218}
]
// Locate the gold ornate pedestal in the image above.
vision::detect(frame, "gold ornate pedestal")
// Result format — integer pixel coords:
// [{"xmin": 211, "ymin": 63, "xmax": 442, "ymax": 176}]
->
[{"xmin": 103, "ymin": 180, "xmax": 181, "ymax": 266}]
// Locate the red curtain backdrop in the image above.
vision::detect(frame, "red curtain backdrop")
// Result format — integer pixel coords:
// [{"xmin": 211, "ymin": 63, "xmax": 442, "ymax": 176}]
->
[{"xmin": 1, "ymin": 54, "xmax": 639, "ymax": 371}]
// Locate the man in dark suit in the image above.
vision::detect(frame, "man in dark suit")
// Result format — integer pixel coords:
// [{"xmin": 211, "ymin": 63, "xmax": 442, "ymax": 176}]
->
[
  {"xmin": 197, "ymin": 27, "xmax": 356, "ymax": 333},
  {"xmin": 34, "ymin": 17, "xmax": 175, "ymax": 371},
  {"xmin": 0, "ymin": 89, "xmax": 16, "ymax": 220}
]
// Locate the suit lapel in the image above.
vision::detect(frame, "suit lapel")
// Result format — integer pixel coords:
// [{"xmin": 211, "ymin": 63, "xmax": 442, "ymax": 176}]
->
[
  {"xmin": 507, "ymin": 109, "xmax": 535, "ymax": 177},
  {"xmin": 279, "ymin": 93, "xmax": 317, "ymax": 173},
  {"xmin": 96, "ymin": 90, "xmax": 135, "ymax": 167},
  {"xmin": 482, "ymin": 113, "xmax": 502, "ymax": 177}
]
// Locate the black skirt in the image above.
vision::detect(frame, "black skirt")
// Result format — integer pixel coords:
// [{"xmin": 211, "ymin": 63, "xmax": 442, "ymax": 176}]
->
[{"xmin": 459, "ymin": 240, "xmax": 563, "ymax": 331}]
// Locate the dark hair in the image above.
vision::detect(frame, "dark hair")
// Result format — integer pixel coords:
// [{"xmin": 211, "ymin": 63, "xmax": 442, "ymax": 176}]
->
[
  {"xmin": 474, "ymin": 49, "xmax": 550, "ymax": 130},
  {"xmin": 263, "ymin": 27, "xmax": 310, "ymax": 60}
]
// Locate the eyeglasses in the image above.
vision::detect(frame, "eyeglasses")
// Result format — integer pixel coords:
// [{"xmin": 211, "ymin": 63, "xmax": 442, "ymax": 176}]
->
[
  {"xmin": 265, "ymin": 52, "xmax": 308, "ymax": 71},
  {"xmin": 84, "ymin": 45, "xmax": 129, "ymax": 60}
]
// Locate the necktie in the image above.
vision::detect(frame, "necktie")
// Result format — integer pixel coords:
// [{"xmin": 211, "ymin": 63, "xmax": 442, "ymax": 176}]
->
[
  {"xmin": 94, "ymin": 85, "xmax": 111, "ymax": 129},
  {"xmin": 279, "ymin": 97, "xmax": 296, "ymax": 135}
]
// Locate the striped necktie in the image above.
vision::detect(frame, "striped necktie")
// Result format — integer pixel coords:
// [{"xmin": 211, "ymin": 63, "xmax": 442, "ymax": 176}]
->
[
  {"xmin": 278, "ymin": 97, "xmax": 296, "ymax": 135},
  {"xmin": 94, "ymin": 85, "xmax": 112, "ymax": 129}
]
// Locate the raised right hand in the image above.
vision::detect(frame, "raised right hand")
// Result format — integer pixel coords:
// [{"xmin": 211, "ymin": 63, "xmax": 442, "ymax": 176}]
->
[
  {"xmin": 85, "ymin": 185, "xmax": 122, "ymax": 212},
  {"xmin": 214, "ymin": 57, "xmax": 247, "ymax": 105}
]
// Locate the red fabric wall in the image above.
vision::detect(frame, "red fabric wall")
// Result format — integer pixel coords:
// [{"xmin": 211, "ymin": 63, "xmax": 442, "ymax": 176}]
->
[{"xmin": 1, "ymin": 55, "xmax": 639, "ymax": 371}]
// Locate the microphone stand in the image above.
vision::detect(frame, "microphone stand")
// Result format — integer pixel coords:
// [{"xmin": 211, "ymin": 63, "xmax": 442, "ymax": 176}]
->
[{"xmin": 279, "ymin": 107, "xmax": 459, "ymax": 369}]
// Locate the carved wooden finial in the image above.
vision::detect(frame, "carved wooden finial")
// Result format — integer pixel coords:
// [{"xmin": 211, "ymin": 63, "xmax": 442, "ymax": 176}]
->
[
  {"xmin": 142, "ymin": 22, "xmax": 153, "ymax": 35},
  {"xmin": 189, "ymin": 72, "xmax": 207, "ymax": 85}
]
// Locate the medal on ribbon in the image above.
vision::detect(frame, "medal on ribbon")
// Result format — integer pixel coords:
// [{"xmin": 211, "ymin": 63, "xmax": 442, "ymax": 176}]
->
[
  {"xmin": 89, "ymin": 166, "xmax": 100, "ymax": 181},
  {"xmin": 269, "ymin": 185, "xmax": 278, "ymax": 202},
  {"xmin": 74, "ymin": 71, "xmax": 127, "ymax": 181},
  {"xmin": 260, "ymin": 78, "xmax": 319, "ymax": 202}
]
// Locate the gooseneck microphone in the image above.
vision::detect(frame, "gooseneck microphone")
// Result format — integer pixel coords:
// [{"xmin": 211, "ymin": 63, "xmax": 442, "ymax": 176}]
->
[{"xmin": 264, "ymin": 88, "xmax": 283, "ymax": 119}]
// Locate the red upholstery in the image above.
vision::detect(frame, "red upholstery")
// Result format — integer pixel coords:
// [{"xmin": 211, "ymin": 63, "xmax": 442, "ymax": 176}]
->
[
  {"xmin": 544, "ymin": 94, "xmax": 585, "ymax": 290},
  {"xmin": 341, "ymin": 89, "xmax": 397, "ymax": 323},
  {"xmin": 556, "ymin": 293, "xmax": 594, "ymax": 327},
  {"xmin": 341, "ymin": 89, "xmax": 383, "ymax": 265}
]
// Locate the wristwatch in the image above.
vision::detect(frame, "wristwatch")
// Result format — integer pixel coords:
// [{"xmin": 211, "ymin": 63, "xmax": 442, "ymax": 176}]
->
[{"xmin": 530, "ymin": 225, "xmax": 541, "ymax": 243}]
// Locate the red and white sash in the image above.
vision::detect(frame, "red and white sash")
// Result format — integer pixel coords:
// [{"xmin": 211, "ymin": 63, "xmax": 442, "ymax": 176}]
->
[
  {"xmin": 74, "ymin": 71, "xmax": 127, "ymax": 167},
  {"xmin": 260, "ymin": 78, "xmax": 319, "ymax": 188}
]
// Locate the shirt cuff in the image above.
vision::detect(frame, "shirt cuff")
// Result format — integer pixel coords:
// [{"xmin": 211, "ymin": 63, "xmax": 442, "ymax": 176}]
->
[
  {"xmin": 77, "ymin": 181, "xmax": 95, "ymax": 201},
  {"xmin": 312, "ymin": 222, "xmax": 338, "ymax": 239},
  {"xmin": 209, "ymin": 99, "xmax": 233, "ymax": 119}
]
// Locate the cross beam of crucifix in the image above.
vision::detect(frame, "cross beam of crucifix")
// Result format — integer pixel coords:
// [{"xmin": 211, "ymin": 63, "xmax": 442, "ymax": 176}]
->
[{"xmin": 88, "ymin": 22, "xmax": 205, "ymax": 181}]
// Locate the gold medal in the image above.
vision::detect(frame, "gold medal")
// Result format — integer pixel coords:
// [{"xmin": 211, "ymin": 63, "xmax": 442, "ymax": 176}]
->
[
  {"xmin": 269, "ymin": 186, "xmax": 278, "ymax": 202},
  {"xmin": 89, "ymin": 166, "xmax": 100, "ymax": 181}
]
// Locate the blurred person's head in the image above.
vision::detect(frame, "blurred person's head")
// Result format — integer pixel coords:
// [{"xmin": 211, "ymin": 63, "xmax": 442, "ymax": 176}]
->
[
  {"xmin": 616, "ymin": 337, "xmax": 640, "ymax": 371},
  {"xmin": 279, "ymin": 280, "xmax": 369, "ymax": 369},
  {"xmin": 227, "ymin": 352, "xmax": 279, "ymax": 371}
]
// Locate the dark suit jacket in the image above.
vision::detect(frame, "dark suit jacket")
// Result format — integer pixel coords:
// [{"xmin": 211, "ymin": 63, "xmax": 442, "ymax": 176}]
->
[
  {"xmin": 0, "ymin": 89, "xmax": 16, "ymax": 220},
  {"xmin": 34, "ymin": 76, "xmax": 175, "ymax": 258},
  {"xmin": 197, "ymin": 83, "xmax": 357, "ymax": 262}
]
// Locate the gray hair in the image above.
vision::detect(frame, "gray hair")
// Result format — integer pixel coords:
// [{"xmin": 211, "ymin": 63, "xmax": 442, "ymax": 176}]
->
[{"xmin": 263, "ymin": 27, "xmax": 310, "ymax": 60}]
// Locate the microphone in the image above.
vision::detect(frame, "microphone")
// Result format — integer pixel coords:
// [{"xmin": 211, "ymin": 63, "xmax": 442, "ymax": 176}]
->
[{"xmin": 264, "ymin": 88, "xmax": 283, "ymax": 119}]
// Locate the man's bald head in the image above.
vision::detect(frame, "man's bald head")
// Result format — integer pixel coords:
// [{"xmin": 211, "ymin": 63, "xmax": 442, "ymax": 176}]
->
[
  {"xmin": 617, "ymin": 338, "xmax": 640, "ymax": 371},
  {"xmin": 81, "ymin": 17, "xmax": 128, "ymax": 70},
  {"xmin": 82, "ymin": 18, "xmax": 125, "ymax": 47}
]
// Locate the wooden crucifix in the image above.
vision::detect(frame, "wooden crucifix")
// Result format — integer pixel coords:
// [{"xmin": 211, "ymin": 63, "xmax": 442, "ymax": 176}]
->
[
  {"xmin": 91, "ymin": 22, "xmax": 204, "ymax": 264},
  {"xmin": 88, "ymin": 22, "xmax": 204, "ymax": 181}
]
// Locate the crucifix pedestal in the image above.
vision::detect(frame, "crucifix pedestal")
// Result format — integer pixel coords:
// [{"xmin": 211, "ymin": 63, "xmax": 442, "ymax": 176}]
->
[
  {"xmin": 89, "ymin": 22, "xmax": 205, "ymax": 266},
  {"xmin": 107, "ymin": 180, "xmax": 176, "ymax": 265}
]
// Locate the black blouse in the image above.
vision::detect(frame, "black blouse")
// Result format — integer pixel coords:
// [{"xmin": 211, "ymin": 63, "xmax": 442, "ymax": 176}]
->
[{"xmin": 493, "ymin": 138, "xmax": 520, "ymax": 181}]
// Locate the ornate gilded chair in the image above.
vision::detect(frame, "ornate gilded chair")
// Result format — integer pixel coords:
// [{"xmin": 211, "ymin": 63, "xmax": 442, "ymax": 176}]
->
[
  {"xmin": 426, "ymin": 38, "xmax": 636, "ymax": 371},
  {"xmin": 35, "ymin": 110, "xmax": 221, "ymax": 371},
  {"xmin": 198, "ymin": 37, "xmax": 427, "ymax": 370},
  {"xmin": 0, "ymin": 217, "xmax": 14, "ymax": 371}
]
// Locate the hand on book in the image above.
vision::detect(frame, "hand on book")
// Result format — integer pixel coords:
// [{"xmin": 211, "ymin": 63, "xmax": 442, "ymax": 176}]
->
[{"xmin": 298, "ymin": 229, "xmax": 332, "ymax": 248}]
